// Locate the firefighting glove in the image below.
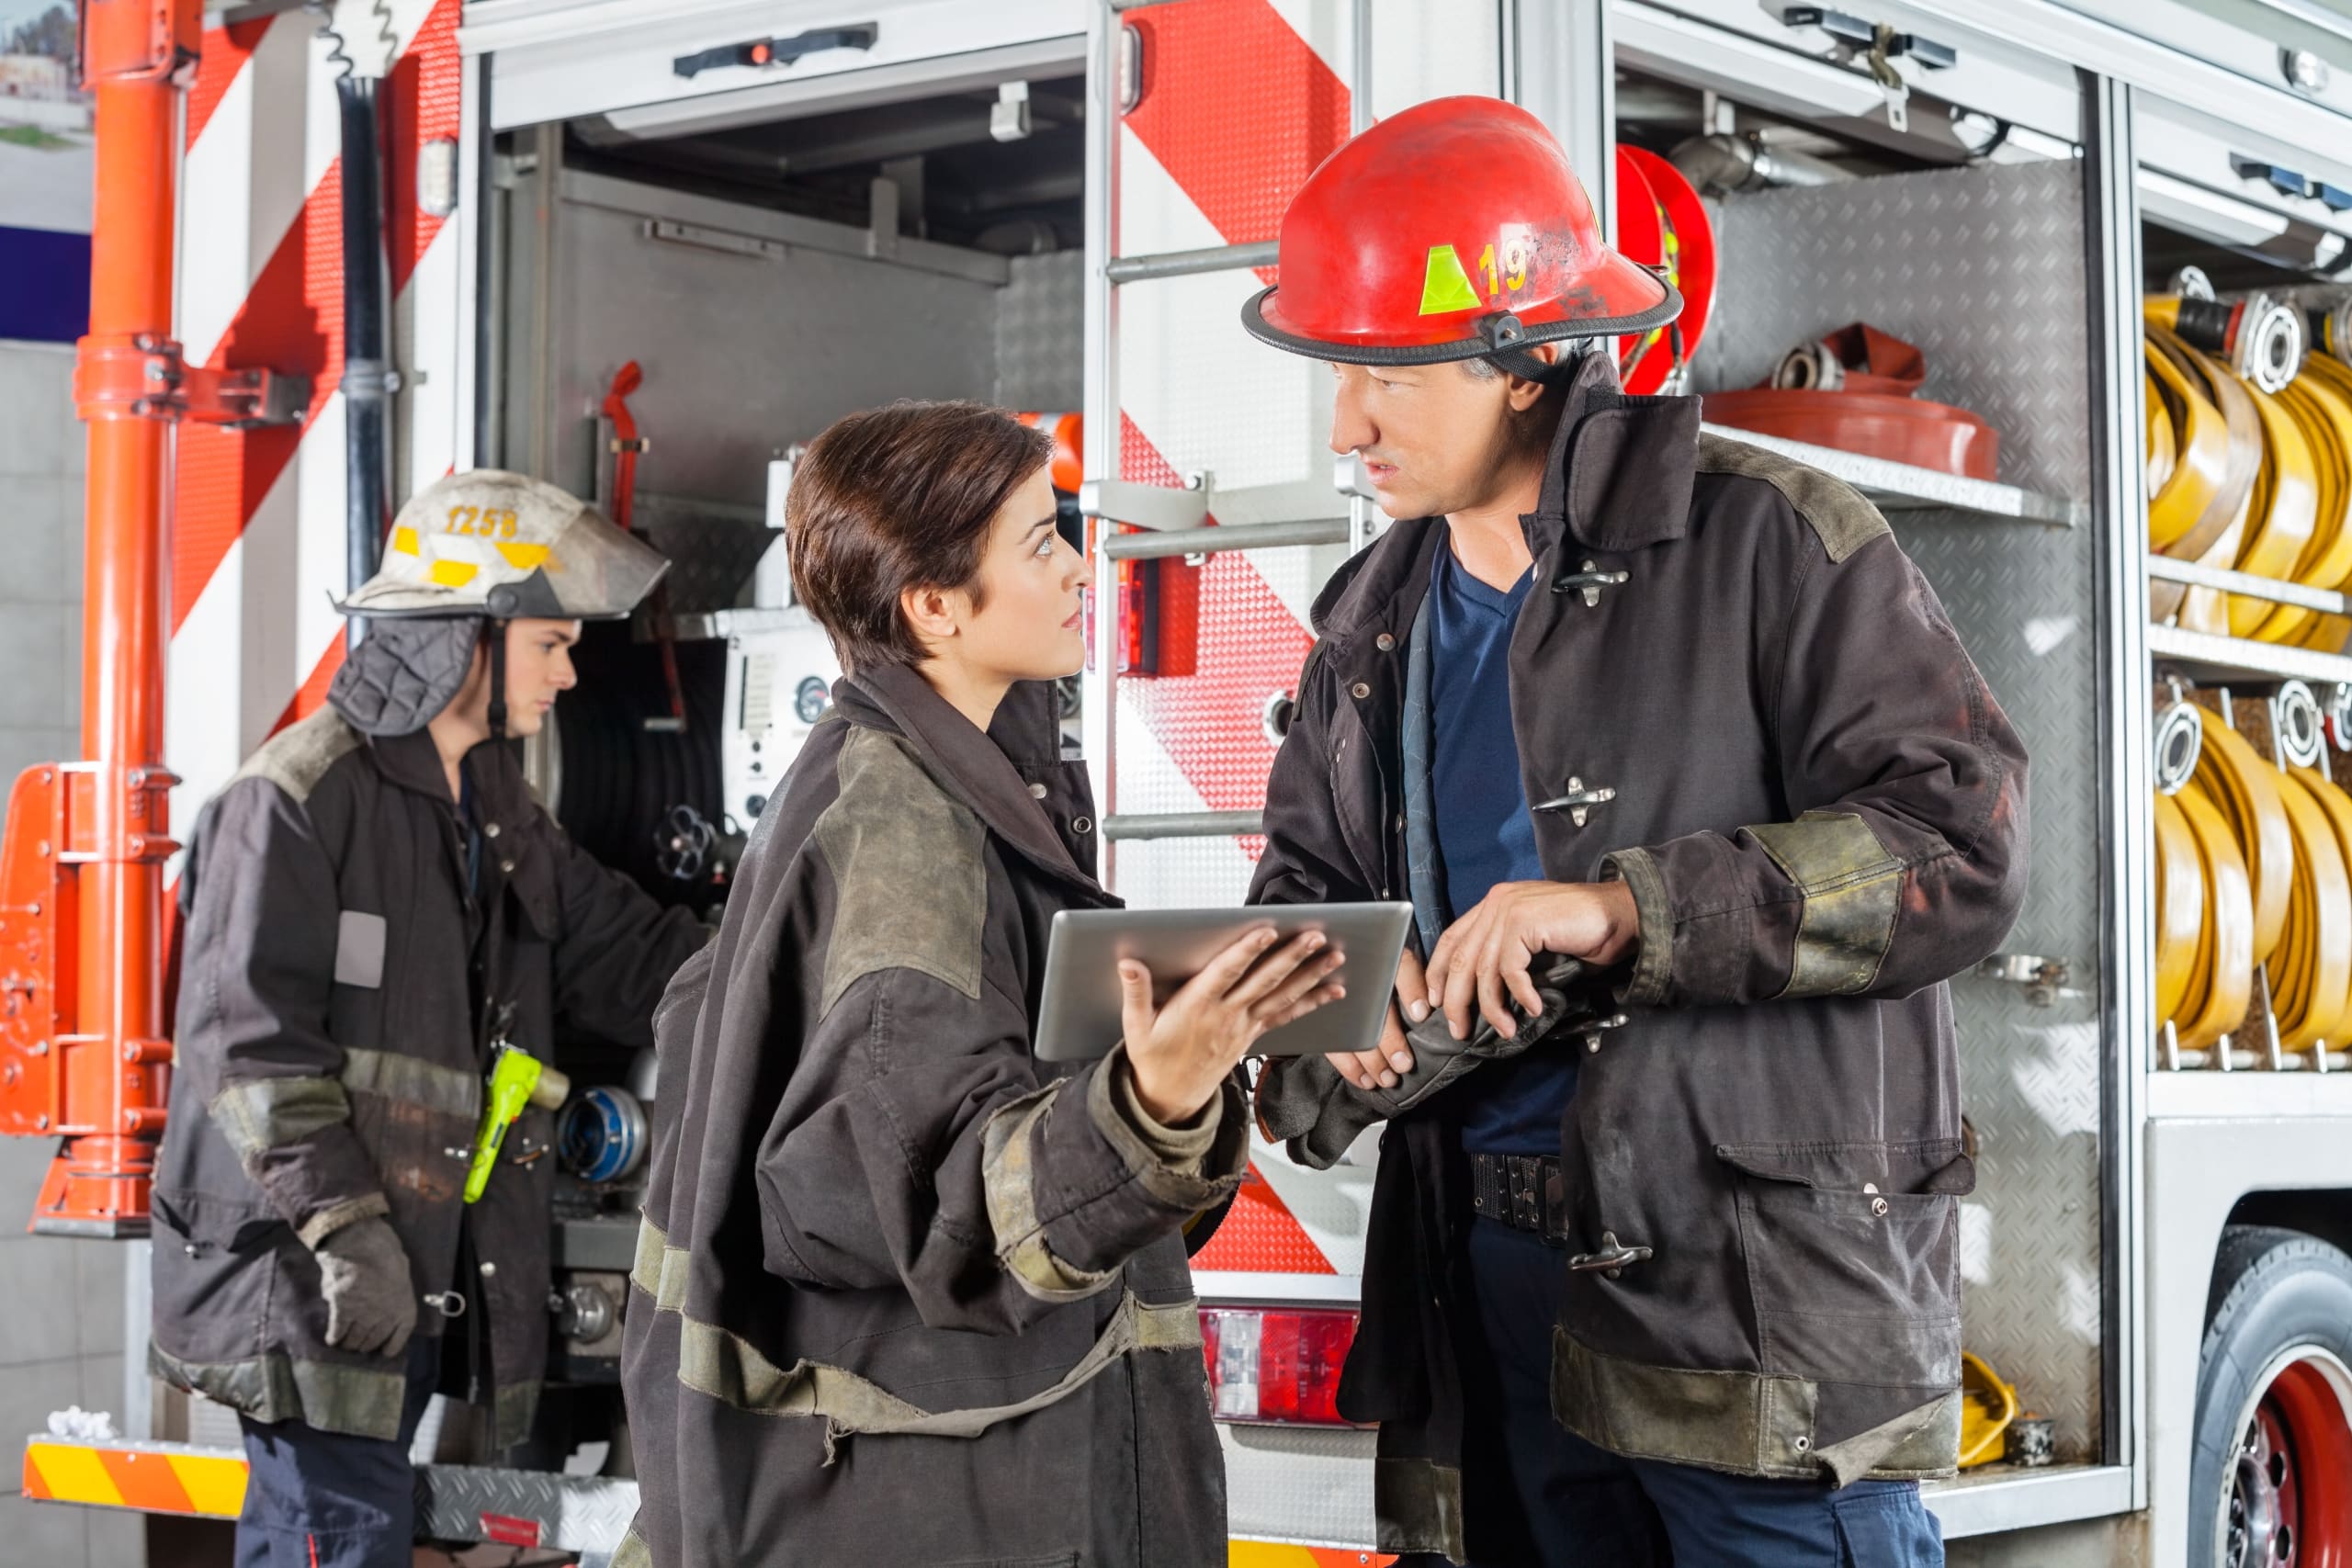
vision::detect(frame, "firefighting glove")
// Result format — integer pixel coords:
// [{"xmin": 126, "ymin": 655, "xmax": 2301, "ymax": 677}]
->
[
  {"xmin": 1257, "ymin": 956, "xmax": 1622, "ymax": 1170},
  {"xmin": 311, "ymin": 1215, "xmax": 419, "ymax": 1358}
]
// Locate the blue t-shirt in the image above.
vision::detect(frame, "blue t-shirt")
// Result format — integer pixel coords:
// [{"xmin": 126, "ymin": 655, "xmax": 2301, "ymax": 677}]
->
[{"xmin": 1425, "ymin": 543, "xmax": 1578, "ymax": 1155}]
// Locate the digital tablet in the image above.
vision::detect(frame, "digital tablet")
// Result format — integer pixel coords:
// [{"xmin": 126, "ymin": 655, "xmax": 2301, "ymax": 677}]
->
[{"xmin": 1033, "ymin": 903, "xmax": 1413, "ymax": 1064}]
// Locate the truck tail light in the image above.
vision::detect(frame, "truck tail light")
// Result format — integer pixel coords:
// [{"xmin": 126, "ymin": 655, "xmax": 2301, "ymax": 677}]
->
[
  {"xmin": 1200, "ymin": 1307, "xmax": 1359, "ymax": 1425},
  {"xmin": 1085, "ymin": 526, "xmax": 1198, "ymax": 678},
  {"xmin": 1119, "ymin": 559, "xmax": 1159, "ymax": 674}
]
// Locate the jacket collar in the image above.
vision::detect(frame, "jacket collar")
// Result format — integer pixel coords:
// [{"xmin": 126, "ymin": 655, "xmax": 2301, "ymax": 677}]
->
[
  {"xmin": 1310, "ymin": 352, "xmax": 1702, "ymax": 645},
  {"xmin": 835, "ymin": 664, "xmax": 1093, "ymax": 889},
  {"xmin": 1529, "ymin": 348, "xmax": 1702, "ymax": 557},
  {"xmin": 366, "ymin": 726, "xmax": 534, "ymax": 824}
]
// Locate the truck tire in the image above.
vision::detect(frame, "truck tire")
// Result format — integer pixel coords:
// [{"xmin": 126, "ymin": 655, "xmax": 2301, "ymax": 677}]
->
[{"xmin": 2191, "ymin": 1224, "xmax": 2352, "ymax": 1567}]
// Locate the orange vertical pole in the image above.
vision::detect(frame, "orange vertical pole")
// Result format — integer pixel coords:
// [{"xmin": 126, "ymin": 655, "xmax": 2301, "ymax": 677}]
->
[{"xmin": 46, "ymin": 0, "xmax": 200, "ymax": 1234}]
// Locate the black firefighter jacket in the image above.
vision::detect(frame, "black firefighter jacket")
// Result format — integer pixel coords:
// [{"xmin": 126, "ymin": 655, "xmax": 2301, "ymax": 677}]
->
[
  {"xmin": 618, "ymin": 665, "xmax": 1250, "ymax": 1568},
  {"xmin": 151, "ymin": 703, "xmax": 707, "ymax": 1446},
  {"xmin": 1253, "ymin": 355, "xmax": 2030, "ymax": 1561}
]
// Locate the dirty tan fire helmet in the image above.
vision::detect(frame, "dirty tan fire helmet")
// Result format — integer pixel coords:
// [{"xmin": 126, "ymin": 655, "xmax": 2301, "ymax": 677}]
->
[
  {"xmin": 326, "ymin": 470, "xmax": 669, "ymax": 739},
  {"xmin": 336, "ymin": 469, "xmax": 669, "ymax": 621}
]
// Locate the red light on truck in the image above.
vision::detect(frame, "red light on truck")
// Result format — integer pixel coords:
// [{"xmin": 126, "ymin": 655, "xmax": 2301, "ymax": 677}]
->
[{"xmin": 1200, "ymin": 1306, "xmax": 1360, "ymax": 1425}]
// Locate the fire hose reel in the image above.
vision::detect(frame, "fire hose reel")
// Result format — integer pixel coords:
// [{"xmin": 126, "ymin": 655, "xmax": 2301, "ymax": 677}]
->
[{"xmin": 559, "ymin": 1086, "xmax": 650, "ymax": 1185}]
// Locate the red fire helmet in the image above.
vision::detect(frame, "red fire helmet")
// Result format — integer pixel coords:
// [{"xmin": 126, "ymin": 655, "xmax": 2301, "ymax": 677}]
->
[{"xmin": 1242, "ymin": 96, "xmax": 1680, "ymax": 367}]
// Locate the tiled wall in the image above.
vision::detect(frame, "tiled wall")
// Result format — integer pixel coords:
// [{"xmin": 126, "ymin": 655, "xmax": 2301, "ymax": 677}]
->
[{"xmin": 0, "ymin": 340, "xmax": 148, "ymax": 1567}]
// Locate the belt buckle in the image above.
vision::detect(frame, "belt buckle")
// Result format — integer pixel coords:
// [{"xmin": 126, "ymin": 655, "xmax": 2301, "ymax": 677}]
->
[{"xmin": 1508, "ymin": 1156, "xmax": 1543, "ymax": 1231}]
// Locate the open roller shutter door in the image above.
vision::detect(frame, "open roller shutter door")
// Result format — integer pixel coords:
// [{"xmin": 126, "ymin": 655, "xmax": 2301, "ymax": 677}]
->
[{"xmin": 460, "ymin": 0, "xmax": 1083, "ymax": 132}]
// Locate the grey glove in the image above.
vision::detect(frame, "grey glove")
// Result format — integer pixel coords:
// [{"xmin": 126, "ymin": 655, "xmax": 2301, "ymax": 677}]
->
[
  {"xmin": 312, "ymin": 1215, "xmax": 419, "ymax": 1357},
  {"xmin": 1259, "ymin": 956, "xmax": 1623, "ymax": 1170}
]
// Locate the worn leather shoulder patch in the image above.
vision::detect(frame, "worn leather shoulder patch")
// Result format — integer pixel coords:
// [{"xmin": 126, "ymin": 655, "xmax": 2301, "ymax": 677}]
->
[
  {"xmin": 1694, "ymin": 433, "xmax": 1891, "ymax": 563},
  {"xmin": 233, "ymin": 707, "xmax": 363, "ymax": 805},
  {"xmin": 812, "ymin": 726, "xmax": 987, "ymax": 1017}
]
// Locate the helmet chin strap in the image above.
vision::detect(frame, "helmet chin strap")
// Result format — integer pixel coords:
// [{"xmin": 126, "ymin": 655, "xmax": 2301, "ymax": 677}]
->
[
  {"xmin": 485, "ymin": 622, "xmax": 509, "ymax": 742},
  {"xmin": 1476, "ymin": 316, "xmax": 1600, "ymax": 386}
]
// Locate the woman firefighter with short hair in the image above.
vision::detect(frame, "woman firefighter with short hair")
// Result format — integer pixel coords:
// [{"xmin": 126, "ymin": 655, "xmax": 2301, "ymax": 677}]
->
[{"xmin": 620, "ymin": 401, "xmax": 1344, "ymax": 1568}]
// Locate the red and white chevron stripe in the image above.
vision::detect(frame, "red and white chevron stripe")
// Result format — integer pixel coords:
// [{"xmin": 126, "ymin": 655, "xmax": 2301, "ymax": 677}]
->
[
  {"xmin": 166, "ymin": 0, "xmax": 464, "ymax": 852},
  {"xmin": 1112, "ymin": 0, "xmax": 1499, "ymax": 1281}
]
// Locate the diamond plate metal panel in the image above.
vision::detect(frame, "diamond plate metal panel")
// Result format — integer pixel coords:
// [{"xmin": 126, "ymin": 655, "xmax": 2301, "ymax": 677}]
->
[
  {"xmin": 416, "ymin": 1463, "xmax": 640, "ymax": 1561},
  {"xmin": 994, "ymin": 250, "xmax": 1085, "ymax": 413},
  {"xmin": 1218, "ymin": 1422, "xmax": 1380, "ymax": 1549},
  {"xmin": 1110, "ymin": 832, "xmax": 1258, "ymax": 910},
  {"xmin": 1697, "ymin": 160, "xmax": 2097, "ymax": 502},
  {"xmin": 1705, "ymin": 159, "xmax": 2106, "ymax": 1461}
]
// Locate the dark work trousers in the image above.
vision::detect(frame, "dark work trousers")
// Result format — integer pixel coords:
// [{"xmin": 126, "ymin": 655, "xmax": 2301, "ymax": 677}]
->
[
  {"xmin": 235, "ymin": 1334, "xmax": 439, "ymax": 1568},
  {"xmin": 1405, "ymin": 1217, "xmax": 1946, "ymax": 1568}
]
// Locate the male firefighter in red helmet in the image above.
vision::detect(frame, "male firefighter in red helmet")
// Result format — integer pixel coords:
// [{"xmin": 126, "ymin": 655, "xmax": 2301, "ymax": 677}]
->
[{"xmin": 1250, "ymin": 97, "xmax": 2028, "ymax": 1566}]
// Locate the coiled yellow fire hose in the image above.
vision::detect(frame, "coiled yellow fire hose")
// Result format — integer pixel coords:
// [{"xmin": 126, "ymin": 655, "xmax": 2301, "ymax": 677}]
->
[
  {"xmin": 2145, "ymin": 327, "xmax": 2263, "ymax": 628},
  {"xmin": 2153, "ymin": 789, "xmax": 2203, "ymax": 1027},
  {"xmin": 2170, "ymin": 776, "xmax": 2256, "ymax": 1050},
  {"xmin": 2194, "ymin": 712, "xmax": 2296, "ymax": 965},
  {"xmin": 2252, "ymin": 377, "xmax": 2352, "ymax": 643},
  {"xmin": 2291, "ymin": 354, "xmax": 2352, "ymax": 652},
  {"xmin": 2145, "ymin": 335, "xmax": 2229, "ymax": 552},
  {"xmin": 2148, "ymin": 381, "xmax": 2176, "ymax": 497},
  {"xmin": 2139, "ymin": 309, "xmax": 2352, "ymax": 640},
  {"xmin": 2229, "ymin": 381, "xmax": 2321, "ymax": 638},
  {"xmin": 2265, "ymin": 765, "xmax": 2352, "ymax": 1049}
]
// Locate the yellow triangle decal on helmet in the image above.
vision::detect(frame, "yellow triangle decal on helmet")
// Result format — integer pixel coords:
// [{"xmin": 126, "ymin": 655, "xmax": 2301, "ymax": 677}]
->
[
  {"xmin": 426, "ymin": 559, "xmax": 480, "ymax": 588},
  {"xmin": 1419, "ymin": 245, "xmax": 1483, "ymax": 316},
  {"xmin": 495, "ymin": 542, "xmax": 550, "ymax": 572}
]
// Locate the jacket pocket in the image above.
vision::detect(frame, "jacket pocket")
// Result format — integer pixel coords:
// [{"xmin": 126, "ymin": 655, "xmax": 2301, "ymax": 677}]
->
[
  {"xmin": 1716, "ymin": 1139, "xmax": 1973, "ymax": 1390},
  {"xmin": 152, "ymin": 1186, "xmax": 286, "ymax": 1254}
]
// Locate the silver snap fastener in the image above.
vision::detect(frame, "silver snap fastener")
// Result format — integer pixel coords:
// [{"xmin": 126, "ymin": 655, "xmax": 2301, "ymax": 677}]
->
[
  {"xmin": 480, "ymin": 1260, "xmax": 498, "ymax": 1278},
  {"xmin": 483, "ymin": 822, "xmax": 501, "ymax": 839},
  {"xmin": 1072, "ymin": 818, "xmax": 1092, "ymax": 834},
  {"xmin": 1351, "ymin": 682, "xmax": 1371, "ymax": 700},
  {"xmin": 1375, "ymin": 633, "xmax": 1395, "ymax": 652},
  {"xmin": 1871, "ymin": 1197, "xmax": 1890, "ymax": 1217},
  {"xmin": 1394, "ymin": 814, "xmax": 1405, "ymax": 831},
  {"xmin": 500, "ymin": 860, "xmax": 515, "ymax": 874},
  {"xmin": 1028, "ymin": 783, "xmax": 1048, "ymax": 799},
  {"xmin": 1794, "ymin": 1436, "xmax": 1811, "ymax": 1452}
]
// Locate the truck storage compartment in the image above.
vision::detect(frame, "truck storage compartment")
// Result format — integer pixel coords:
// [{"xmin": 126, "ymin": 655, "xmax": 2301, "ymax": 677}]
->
[
  {"xmin": 488, "ymin": 62, "xmax": 1089, "ymax": 853},
  {"xmin": 456, "ymin": 61, "xmax": 1090, "ymax": 1467},
  {"xmin": 2132, "ymin": 90, "xmax": 2352, "ymax": 1064}
]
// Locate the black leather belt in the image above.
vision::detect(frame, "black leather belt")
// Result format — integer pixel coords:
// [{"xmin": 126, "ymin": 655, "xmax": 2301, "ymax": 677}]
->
[{"xmin": 1468, "ymin": 1152, "xmax": 1571, "ymax": 1246}]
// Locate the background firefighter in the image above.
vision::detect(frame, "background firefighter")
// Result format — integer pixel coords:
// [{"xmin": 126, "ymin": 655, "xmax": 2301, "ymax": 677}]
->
[
  {"xmin": 1248, "ymin": 96, "xmax": 2030, "ymax": 1567},
  {"xmin": 149, "ymin": 470, "xmax": 711, "ymax": 1568}
]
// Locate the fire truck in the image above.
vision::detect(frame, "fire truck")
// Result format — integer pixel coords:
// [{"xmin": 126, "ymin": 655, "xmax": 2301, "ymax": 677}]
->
[{"xmin": 14, "ymin": 0, "xmax": 2352, "ymax": 1562}]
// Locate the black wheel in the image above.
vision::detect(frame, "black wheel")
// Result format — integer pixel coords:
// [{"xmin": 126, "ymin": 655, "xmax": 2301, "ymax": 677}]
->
[{"xmin": 2192, "ymin": 1224, "xmax": 2352, "ymax": 1568}]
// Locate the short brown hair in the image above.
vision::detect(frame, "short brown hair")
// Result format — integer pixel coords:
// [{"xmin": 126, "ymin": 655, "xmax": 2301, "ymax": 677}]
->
[{"xmin": 786, "ymin": 401, "xmax": 1053, "ymax": 674}]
